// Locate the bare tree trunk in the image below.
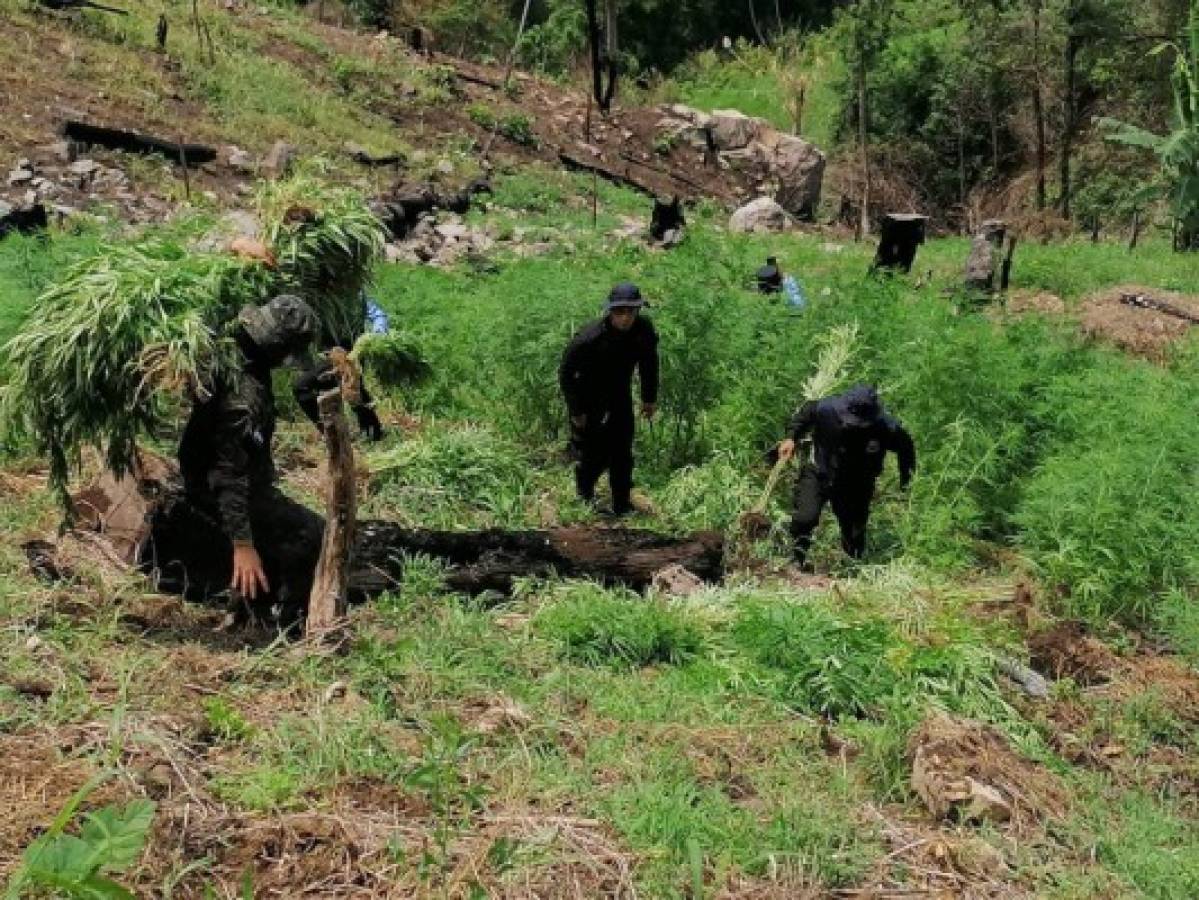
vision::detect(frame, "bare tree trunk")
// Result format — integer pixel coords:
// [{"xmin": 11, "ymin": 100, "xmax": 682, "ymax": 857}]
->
[
  {"xmin": 585, "ymin": 0, "xmax": 604, "ymax": 110},
  {"xmin": 501, "ymin": 0, "xmax": 534, "ymax": 89},
  {"xmin": 857, "ymin": 56, "xmax": 871, "ymax": 238},
  {"xmin": 774, "ymin": 0, "xmax": 783, "ymax": 34},
  {"xmin": 748, "ymin": 0, "xmax": 767, "ymax": 45},
  {"xmin": 989, "ymin": 78, "xmax": 1000, "ymax": 174},
  {"xmin": 306, "ymin": 389, "xmax": 356, "ymax": 635},
  {"xmin": 958, "ymin": 115, "xmax": 967, "ymax": 231},
  {"xmin": 1032, "ymin": 0, "xmax": 1047, "ymax": 210},
  {"xmin": 603, "ymin": 0, "xmax": 619, "ymax": 108},
  {"xmin": 1059, "ymin": 25, "xmax": 1079, "ymax": 220}
]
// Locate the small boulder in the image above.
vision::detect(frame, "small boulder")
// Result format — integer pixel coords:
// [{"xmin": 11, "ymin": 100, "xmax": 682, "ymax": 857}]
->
[
  {"xmin": 729, "ymin": 197, "xmax": 793, "ymax": 234},
  {"xmin": 7, "ymin": 167, "xmax": 34, "ymax": 186},
  {"xmin": 651, "ymin": 564, "xmax": 705, "ymax": 597}
]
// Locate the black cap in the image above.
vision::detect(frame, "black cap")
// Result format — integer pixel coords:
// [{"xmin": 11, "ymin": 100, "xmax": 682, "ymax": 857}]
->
[{"xmin": 237, "ymin": 294, "xmax": 318, "ymax": 363}]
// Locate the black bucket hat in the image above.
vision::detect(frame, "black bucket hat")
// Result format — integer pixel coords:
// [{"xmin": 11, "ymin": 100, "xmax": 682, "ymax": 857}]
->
[{"xmin": 603, "ymin": 281, "xmax": 649, "ymax": 313}]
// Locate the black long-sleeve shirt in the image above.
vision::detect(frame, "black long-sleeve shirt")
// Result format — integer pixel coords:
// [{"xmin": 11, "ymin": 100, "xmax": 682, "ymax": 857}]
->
[
  {"xmin": 789, "ymin": 397, "xmax": 916, "ymax": 487},
  {"xmin": 178, "ymin": 354, "xmax": 277, "ymax": 545},
  {"xmin": 559, "ymin": 316, "xmax": 659, "ymax": 417}
]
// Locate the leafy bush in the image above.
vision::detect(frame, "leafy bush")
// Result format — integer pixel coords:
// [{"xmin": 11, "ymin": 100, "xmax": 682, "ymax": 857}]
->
[{"xmin": 535, "ymin": 583, "xmax": 705, "ymax": 668}]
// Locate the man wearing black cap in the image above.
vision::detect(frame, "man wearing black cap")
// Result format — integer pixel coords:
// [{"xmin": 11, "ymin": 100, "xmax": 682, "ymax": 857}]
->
[
  {"xmin": 757, "ymin": 257, "xmax": 783, "ymax": 294},
  {"xmin": 154, "ymin": 294, "xmax": 327, "ymax": 629},
  {"xmin": 776, "ymin": 384, "xmax": 916, "ymax": 565},
  {"xmin": 559, "ymin": 282, "xmax": 660, "ymax": 516}
]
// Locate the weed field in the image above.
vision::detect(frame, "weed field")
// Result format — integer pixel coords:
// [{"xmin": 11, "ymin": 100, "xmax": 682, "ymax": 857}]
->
[{"xmin": 2, "ymin": 168, "xmax": 1199, "ymax": 897}]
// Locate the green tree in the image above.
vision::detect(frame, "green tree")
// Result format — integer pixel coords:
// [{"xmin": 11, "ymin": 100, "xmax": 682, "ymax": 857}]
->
[{"xmin": 1100, "ymin": 1, "xmax": 1199, "ymax": 248}]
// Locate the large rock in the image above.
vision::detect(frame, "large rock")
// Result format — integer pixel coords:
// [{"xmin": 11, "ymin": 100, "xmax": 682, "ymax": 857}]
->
[
  {"xmin": 708, "ymin": 109, "xmax": 763, "ymax": 151},
  {"xmin": 729, "ymin": 197, "xmax": 793, "ymax": 234},
  {"xmin": 764, "ymin": 134, "xmax": 825, "ymax": 220}
]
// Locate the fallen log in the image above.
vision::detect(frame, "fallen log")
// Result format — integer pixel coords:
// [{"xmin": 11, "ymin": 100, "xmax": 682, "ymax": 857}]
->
[
  {"xmin": 351, "ymin": 522, "xmax": 725, "ymax": 595},
  {"xmin": 1119, "ymin": 291, "xmax": 1199, "ymax": 326},
  {"xmin": 559, "ymin": 149, "xmax": 668, "ymax": 199},
  {"xmin": 47, "ymin": 460, "xmax": 725, "ymax": 601},
  {"xmin": 62, "ymin": 121, "xmax": 217, "ymax": 166}
]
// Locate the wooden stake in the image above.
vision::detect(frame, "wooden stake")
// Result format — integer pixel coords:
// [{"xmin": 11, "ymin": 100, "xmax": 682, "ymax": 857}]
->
[
  {"xmin": 177, "ymin": 140, "xmax": 191, "ymax": 201},
  {"xmin": 306, "ymin": 388, "xmax": 357, "ymax": 636}
]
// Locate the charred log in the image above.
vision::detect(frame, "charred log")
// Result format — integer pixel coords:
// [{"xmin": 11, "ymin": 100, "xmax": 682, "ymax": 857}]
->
[{"xmin": 61, "ymin": 121, "xmax": 217, "ymax": 166}]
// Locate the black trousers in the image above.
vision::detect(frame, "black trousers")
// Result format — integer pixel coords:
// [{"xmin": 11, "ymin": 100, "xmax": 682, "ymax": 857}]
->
[
  {"xmin": 141, "ymin": 487, "xmax": 325, "ymax": 626},
  {"xmin": 790, "ymin": 467, "xmax": 875, "ymax": 563},
  {"xmin": 570, "ymin": 405, "xmax": 635, "ymax": 512}
]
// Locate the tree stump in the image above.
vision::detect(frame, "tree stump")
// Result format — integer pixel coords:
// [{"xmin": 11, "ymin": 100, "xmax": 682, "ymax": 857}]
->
[
  {"xmin": 872, "ymin": 213, "xmax": 928, "ymax": 274},
  {"xmin": 963, "ymin": 219, "xmax": 1006, "ymax": 293},
  {"xmin": 306, "ymin": 388, "xmax": 357, "ymax": 635}
]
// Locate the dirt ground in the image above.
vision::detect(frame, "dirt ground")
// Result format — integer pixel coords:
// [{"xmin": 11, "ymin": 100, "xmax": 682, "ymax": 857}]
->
[{"xmin": 1078, "ymin": 284, "xmax": 1199, "ymax": 360}]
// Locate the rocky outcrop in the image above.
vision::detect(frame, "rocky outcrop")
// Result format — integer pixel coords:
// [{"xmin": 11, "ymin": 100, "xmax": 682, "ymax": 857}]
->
[{"xmin": 655, "ymin": 105, "xmax": 826, "ymax": 221}]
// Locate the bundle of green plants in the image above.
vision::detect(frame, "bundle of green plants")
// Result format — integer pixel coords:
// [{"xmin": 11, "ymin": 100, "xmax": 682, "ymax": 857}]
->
[
  {"xmin": 258, "ymin": 174, "xmax": 385, "ymax": 341},
  {"xmin": 351, "ymin": 331, "xmax": 432, "ymax": 388},
  {"xmin": 2, "ymin": 179, "xmax": 384, "ymax": 504},
  {"xmin": 1, "ymin": 239, "xmax": 271, "ymax": 501}
]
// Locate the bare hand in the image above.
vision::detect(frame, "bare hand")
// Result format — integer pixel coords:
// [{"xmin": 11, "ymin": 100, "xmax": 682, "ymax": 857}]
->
[
  {"xmin": 778, "ymin": 439, "xmax": 796, "ymax": 462},
  {"xmin": 571, "ymin": 414, "xmax": 587, "ymax": 428},
  {"xmin": 642, "ymin": 403, "xmax": 657, "ymax": 421},
  {"xmin": 231, "ymin": 543, "xmax": 270, "ymax": 599}
]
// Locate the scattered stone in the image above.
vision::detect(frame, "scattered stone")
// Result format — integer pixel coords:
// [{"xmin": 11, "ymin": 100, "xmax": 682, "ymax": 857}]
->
[
  {"xmin": 223, "ymin": 145, "xmax": 255, "ymax": 174},
  {"xmin": 435, "ymin": 158, "xmax": 454, "ymax": 176},
  {"xmin": 7, "ymin": 168, "xmax": 34, "ymax": 186},
  {"xmin": 49, "ymin": 140, "xmax": 76, "ymax": 162},
  {"xmin": 729, "ymin": 197, "xmax": 793, "ymax": 234},
  {"xmin": 651, "ymin": 564, "xmax": 705, "ymax": 597},
  {"xmin": 220, "ymin": 209, "xmax": 258, "ymax": 240},
  {"xmin": 473, "ymin": 695, "xmax": 531, "ymax": 735},
  {"xmin": 68, "ymin": 159, "xmax": 101, "ymax": 177},
  {"xmin": 996, "ymin": 656, "xmax": 1050, "ymax": 699},
  {"xmin": 263, "ymin": 140, "xmax": 296, "ymax": 179}
]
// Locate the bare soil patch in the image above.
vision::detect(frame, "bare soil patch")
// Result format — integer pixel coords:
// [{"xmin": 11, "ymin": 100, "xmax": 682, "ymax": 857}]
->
[
  {"xmin": 1028, "ymin": 621, "xmax": 1120, "ymax": 685},
  {"xmin": 909, "ymin": 712, "xmax": 1068, "ymax": 832},
  {"xmin": 1079, "ymin": 284, "xmax": 1199, "ymax": 360}
]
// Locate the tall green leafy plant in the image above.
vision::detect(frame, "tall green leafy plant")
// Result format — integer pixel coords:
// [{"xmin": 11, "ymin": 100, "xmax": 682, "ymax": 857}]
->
[{"xmin": 1100, "ymin": 2, "xmax": 1199, "ymax": 249}]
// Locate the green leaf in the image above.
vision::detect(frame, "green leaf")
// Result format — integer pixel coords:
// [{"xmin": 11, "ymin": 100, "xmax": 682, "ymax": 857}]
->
[{"xmin": 78, "ymin": 800, "xmax": 156, "ymax": 873}]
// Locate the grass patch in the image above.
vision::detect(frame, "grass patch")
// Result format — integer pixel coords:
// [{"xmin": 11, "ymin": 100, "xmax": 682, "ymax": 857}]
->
[{"xmin": 534, "ymin": 583, "xmax": 706, "ymax": 668}]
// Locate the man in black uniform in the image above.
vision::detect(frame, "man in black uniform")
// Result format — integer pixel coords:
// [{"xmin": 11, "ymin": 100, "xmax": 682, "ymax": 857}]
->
[
  {"xmin": 150, "ymin": 295, "xmax": 326, "ymax": 628},
  {"xmin": 756, "ymin": 256, "xmax": 783, "ymax": 294},
  {"xmin": 559, "ymin": 282, "xmax": 659, "ymax": 516},
  {"xmin": 777, "ymin": 384, "xmax": 915, "ymax": 565}
]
